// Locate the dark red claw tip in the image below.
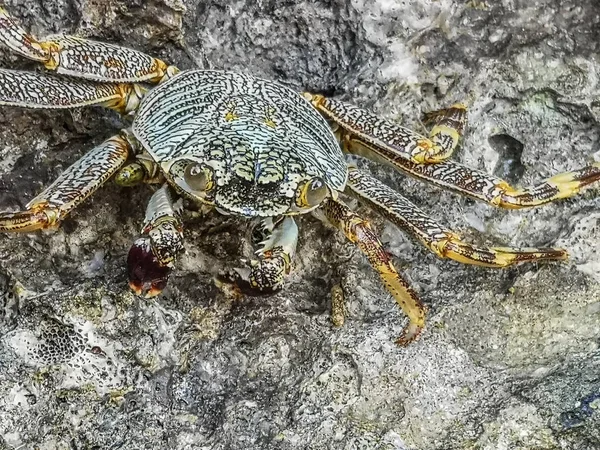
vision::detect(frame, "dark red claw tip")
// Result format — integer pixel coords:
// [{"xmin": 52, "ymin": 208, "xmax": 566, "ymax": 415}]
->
[{"xmin": 127, "ymin": 237, "xmax": 171, "ymax": 298}]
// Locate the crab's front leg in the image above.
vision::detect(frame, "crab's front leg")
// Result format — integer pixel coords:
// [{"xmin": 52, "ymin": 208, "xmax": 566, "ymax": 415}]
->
[
  {"xmin": 226, "ymin": 217, "xmax": 298, "ymax": 296},
  {"xmin": 0, "ymin": 7, "xmax": 178, "ymax": 83},
  {"xmin": 127, "ymin": 185, "xmax": 184, "ymax": 298},
  {"xmin": 320, "ymin": 199, "xmax": 426, "ymax": 345},
  {"xmin": 0, "ymin": 133, "xmax": 132, "ymax": 232}
]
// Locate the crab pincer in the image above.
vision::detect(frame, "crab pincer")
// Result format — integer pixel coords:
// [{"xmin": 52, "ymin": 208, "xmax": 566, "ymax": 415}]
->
[{"xmin": 127, "ymin": 186, "xmax": 183, "ymax": 298}]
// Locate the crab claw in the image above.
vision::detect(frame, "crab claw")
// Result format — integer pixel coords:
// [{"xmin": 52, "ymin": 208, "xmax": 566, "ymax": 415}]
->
[
  {"xmin": 220, "ymin": 258, "xmax": 287, "ymax": 297},
  {"xmin": 127, "ymin": 237, "xmax": 171, "ymax": 298},
  {"xmin": 220, "ymin": 217, "xmax": 297, "ymax": 296}
]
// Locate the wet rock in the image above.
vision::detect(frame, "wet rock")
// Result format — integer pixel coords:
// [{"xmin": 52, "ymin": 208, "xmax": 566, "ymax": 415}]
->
[{"xmin": 0, "ymin": 0, "xmax": 599, "ymax": 449}]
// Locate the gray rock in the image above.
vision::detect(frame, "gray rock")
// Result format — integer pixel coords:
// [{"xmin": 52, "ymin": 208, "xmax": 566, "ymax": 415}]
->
[{"xmin": 0, "ymin": 0, "xmax": 599, "ymax": 449}]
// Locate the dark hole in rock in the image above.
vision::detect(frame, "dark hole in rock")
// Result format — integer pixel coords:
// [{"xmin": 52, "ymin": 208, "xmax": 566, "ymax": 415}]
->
[
  {"xmin": 61, "ymin": 218, "xmax": 78, "ymax": 234},
  {"xmin": 489, "ymin": 133, "xmax": 525, "ymax": 184}
]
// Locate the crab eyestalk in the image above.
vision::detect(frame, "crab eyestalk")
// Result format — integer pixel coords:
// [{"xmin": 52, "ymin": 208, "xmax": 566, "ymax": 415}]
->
[{"xmin": 128, "ymin": 185, "xmax": 183, "ymax": 298}]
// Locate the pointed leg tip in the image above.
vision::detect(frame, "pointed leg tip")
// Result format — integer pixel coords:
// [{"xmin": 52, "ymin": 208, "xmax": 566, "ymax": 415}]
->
[
  {"xmin": 128, "ymin": 280, "xmax": 165, "ymax": 298},
  {"xmin": 144, "ymin": 286, "xmax": 165, "ymax": 298},
  {"xmin": 549, "ymin": 248, "xmax": 569, "ymax": 261},
  {"xmin": 128, "ymin": 281, "xmax": 144, "ymax": 296},
  {"xmin": 395, "ymin": 322, "xmax": 424, "ymax": 346}
]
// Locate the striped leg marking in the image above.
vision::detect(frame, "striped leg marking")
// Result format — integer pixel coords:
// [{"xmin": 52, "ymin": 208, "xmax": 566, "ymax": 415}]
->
[
  {"xmin": 347, "ymin": 167, "xmax": 568, "ymax": 267},
  {"xmin": 0, "ymin": 7, "xmax": 48, "ymax": 62},
  {"xmin": 0, "ymin": 7, "xmax": 177, "ymax": 83},
  {"xmin": 421, "ymin": 103, "xmax": 467, "ymax": 163},
  {"xmin": 321, "ymin": 198, "xmax": 426, "ymax": 345},
  {"xmin": 0, "ymin": 134, "xmax": 131, "ymax": 232},
  {"xmin": 230, "ymin": 217, "xmax": 298, "ymax": 295},
  {"xmin": 306, "ymin": 93, "xmax": 600, "ymax": 207},
  {"xmin": 343, "ymin": 133, "xmax": 600, "ymax": 209},
  {"xmin": 0, "ymin": 69, "xmax": 145, "ymax": 114},
  {"xmin": 304, "ymin": 93, "xmax": 453, "ymax": 164},
  {"xmin": 114, "ymin": 153, "xmax": 162, "ymax": 187},
  {"xmin": 128, "ymin": 185, "xmax": 184, "ymax": 298}
]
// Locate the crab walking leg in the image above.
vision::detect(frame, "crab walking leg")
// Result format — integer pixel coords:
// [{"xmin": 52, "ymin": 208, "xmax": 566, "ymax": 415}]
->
[
  {"xmin": 0, "ymin": 7, "xmax": 177, "ymax": 83},
  {"xmin": 320, "ymin": 198, "xmax": 426, "ymax": 345},
  {"xmin": 306, "ymin": 93, "xmax": 600, "ymax": 206},
  {"xmin": 231, "ymin": 217, "xmax": 298, "ymax": 295},
  {"xmin": 304, "ymin": 93, "xmax": 457, "ymax": 164},
  {"xmin": 348, "ymin": 139, "xmax": 600, "ymax": 209},
  {"xmin": 0, "ymin": 7, "xmax": 48, "ymax": 62},
  {"xmin": 0, "ymin": 69, "xmax": 145, "ymax": 114},
  {"xmin": 128, "ymin": 185, "xmax": 184, "ymax": 298},
  {"xmin": 347, "ymin": 167, "xmax": 568, "ymax": 266},
  {"xmin": 0, "ymin": 134, "xmax": 131, "ymax": 232}
]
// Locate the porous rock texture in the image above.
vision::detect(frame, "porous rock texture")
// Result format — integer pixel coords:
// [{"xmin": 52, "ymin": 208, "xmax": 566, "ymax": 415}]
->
[{"xmin": 0, "ymin": 0, "xmax": 599, "ymax": 449}]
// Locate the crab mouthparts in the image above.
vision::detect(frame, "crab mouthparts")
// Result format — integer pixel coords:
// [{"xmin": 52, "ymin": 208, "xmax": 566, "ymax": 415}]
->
[{"xmin": 127, "ymin": 237, "xmax": 171, "ymax": 298}]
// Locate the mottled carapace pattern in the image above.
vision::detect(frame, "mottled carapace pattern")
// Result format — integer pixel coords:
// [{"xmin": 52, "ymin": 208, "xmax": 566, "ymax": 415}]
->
[{"xmin": 133, "ymin": 70, "xmax": 347, "ymax": 217}]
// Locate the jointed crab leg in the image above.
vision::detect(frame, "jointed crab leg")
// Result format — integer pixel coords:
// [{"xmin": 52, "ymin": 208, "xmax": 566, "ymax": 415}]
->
[
  {"xmin": 347, "ymin": 167, "xmax": 568, "ymax": 266},
  {"xmin": 0, "ymin": 7, "xmax": 48, "ymax": 62},
  {"xmin": 0, "ymin": 69, "xmax": 145, "ymax": 114},
  {"xmin": 0, "ymin": 7, "xmax": 177, "ymax": 83},
  {"xmin": 304, "ymin": 94, "xmax": 465, "ymax": 164},
  {"xmin": 0, "ymin": 134, "xmax": 132, "ymax": 232},
  {"xmin": 114, "ymin": 153, "xmax": 163, "ymax": 186},
  {"xmin": 230, "ymin": 217, "xmax": 298, "ymax": 295},
  {"xmin": 128, "ymin": 185, "xmax": 184, "ymax": 298},
  {"xmin": 351, "ymin": 143, "xmax": 600, "ymax": 209},
  {"xmin": 307, "ymin": 94, "xmax": 600, "ymax": 208},
  {"xmin": 320, "ymin": 198, "xmax": 426, "ymax": 345}
]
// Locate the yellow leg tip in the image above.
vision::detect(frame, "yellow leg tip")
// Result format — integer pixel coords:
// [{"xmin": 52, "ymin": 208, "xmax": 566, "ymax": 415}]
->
[{"xmin": 395, "ymin": 321, "xmax": 425, "ymax": 346}]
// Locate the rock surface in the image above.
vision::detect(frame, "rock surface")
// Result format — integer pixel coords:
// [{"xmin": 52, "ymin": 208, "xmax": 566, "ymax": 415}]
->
[{"xmin": 0, "ymin": 0, "xmax": 599, "ymax": 449}]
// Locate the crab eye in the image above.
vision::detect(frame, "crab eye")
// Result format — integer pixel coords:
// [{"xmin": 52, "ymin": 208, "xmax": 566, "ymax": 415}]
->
[
  {"xmin": 296, "ymin": 177, "xmax": 329, "ymax": 208},
  {"xmin": 184, "ymin": 163, "xmax": 214, "ymax": 192}
]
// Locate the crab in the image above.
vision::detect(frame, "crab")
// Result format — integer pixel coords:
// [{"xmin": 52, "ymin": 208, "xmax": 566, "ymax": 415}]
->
[{"xmin": 0, "ymin": 8, "xmax": 599, "ymax": 345}]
